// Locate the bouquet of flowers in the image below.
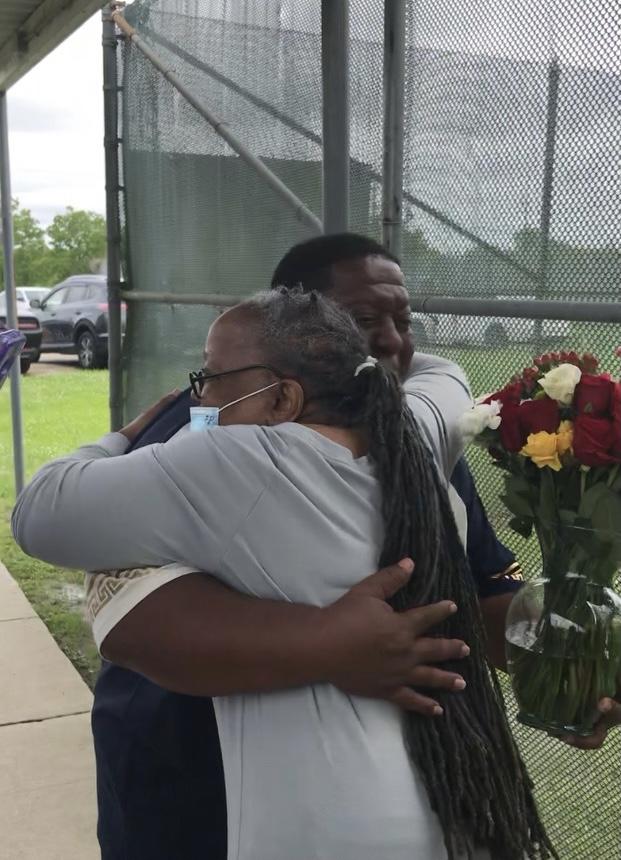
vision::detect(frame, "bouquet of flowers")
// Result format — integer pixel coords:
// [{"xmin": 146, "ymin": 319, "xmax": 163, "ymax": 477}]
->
[{"xmin": 461, "ymin": 349, "xmax": 621, "ymax": 736}]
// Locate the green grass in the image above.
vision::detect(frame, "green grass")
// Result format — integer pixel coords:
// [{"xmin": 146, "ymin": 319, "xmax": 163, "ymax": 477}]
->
[{"xmin": 0, "ymin": 371, "xmax": 109, "ymax": 688}]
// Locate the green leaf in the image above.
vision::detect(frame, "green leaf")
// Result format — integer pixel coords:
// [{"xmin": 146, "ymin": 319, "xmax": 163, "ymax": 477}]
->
[
  {"xmin": 537, "ymin": 468, "xmax": 558, "ymax": 527},
  {"xmin": 559, "ymin": 509, "xmax": 577, "ymax": 525},
  {"xmin": 508, "ymin": 516, "xmax": 534, "ymax": 539},
  {"xmin": 590, "ymin": 489, "xmax": 621, "ymax": 543},
  {"xmin": 505, "ymin": 473, "xmax": 532, "ymax": 497},
  {"xmin": 578, "ymin": 483, "xmax": 612, "ymax": 520},
  {"xmin": 501, "ymin": 492, "xmax": 534, "ymax": 519}
]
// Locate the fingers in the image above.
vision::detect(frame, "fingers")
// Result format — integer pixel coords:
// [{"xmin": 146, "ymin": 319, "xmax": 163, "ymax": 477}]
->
[
  {"xmin": 559, "ymin": 727, "xmax": 607, "ymax": 750},
  {"xmin": 409, "ymin": 665, "xmax": 466, "ymax": 691},
  {"xmin": 351, "ymin": 558, "xmax": 414, "ymax": 600},
  {"xmin": 155, "ymin": 388, "xmax": 182, "ymax": 408},
  {"xmin": 413, "ymin": 635, "xmax": 470, "ymax": 664},
  {"xmin": 141, "ymin": 389, "xmax": 182, "ymax": 420},
  {"xmin": 556, "ymin": 699, "xmax": 621, "ymax": 750},
  {"xmin": 405, "ymin": 600, "xmax": 459, "ymax": 634},
  {"xmin": 388, "ymin": 686, "xmax": 444, "ymax": 716}
]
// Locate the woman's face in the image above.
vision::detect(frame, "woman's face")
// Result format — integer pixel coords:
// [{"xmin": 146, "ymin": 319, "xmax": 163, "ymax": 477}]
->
[{"xmin": 196, "ymin": 308, "xmax": 285, "ymax": 426}]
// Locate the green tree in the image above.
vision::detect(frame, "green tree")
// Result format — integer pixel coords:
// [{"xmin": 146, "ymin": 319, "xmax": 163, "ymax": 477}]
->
[
  {"xmin": 46, "ymin": 207, "xmax": 106, "ymax": 282},
  {"xmin": 0, "ymin": 199, "xmax": 51, "ymax": 286}
]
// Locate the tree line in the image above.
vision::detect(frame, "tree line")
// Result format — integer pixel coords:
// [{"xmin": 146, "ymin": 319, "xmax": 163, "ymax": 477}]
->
[{"xmin": 0, "ymin": 199, "xmax": 106, "ymax": 288}]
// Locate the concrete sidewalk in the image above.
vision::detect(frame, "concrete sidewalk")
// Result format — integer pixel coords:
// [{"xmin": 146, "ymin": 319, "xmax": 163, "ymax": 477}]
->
[{"xmin": 0, "ymin": 562, "xmax": 99, "ymax": 859}]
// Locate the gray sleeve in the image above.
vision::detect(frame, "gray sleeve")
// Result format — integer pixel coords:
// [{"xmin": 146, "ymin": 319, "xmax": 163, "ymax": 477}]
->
[
  {"xmin": 11, "ymin": 428, "xmax": 275, "ymax": 572},
  {"xmin": 402, "ymin": 352, "xmax": 472, "ymax": 478}
]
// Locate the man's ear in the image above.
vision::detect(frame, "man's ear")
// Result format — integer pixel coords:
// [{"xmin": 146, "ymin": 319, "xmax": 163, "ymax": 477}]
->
[{"xmin": 267, "ymin": 379, "xmax": 305, "ymax": 424}]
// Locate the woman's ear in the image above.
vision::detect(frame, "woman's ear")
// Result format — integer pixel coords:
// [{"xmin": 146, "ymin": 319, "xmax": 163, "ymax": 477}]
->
[{"xmin": 267, "ymin": 379, "xmax": 305, "ymax": 424}]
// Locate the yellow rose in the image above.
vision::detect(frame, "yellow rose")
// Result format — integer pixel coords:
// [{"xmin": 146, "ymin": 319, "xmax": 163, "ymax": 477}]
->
[
  {"xmin": 556, "ymin": 420, "xmax": 574, "ymax": 457},
  {"xmin": 521, "ymin": 431, "xmax": 562, "ymax": 471}
]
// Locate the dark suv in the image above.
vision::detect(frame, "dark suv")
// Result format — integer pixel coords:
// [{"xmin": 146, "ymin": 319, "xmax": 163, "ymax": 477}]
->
[{"xmin": 32, "ymin": 275, "xmax": 126, "ymax": 369}]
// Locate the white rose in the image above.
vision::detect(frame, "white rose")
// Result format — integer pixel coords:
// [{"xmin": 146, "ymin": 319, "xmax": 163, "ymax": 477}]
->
[
  {"xmin": 460, "ymin": 400, "xmax": 502, "ymax": 443},
  {"xmin": 539, "ymin": 363, "xmax": 582, "ymax": 405}
]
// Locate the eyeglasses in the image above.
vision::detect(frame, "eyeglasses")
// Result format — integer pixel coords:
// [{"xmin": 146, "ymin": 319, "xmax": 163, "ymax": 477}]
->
[{"xmin": 188, "ymin": 364, "xmax": 284, "ymax": 399}]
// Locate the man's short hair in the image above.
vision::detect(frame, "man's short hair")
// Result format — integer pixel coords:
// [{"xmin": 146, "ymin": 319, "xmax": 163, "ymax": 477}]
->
[{"xmin": 270, "ymin": 232, "xmax": 400, "ymax": 293}]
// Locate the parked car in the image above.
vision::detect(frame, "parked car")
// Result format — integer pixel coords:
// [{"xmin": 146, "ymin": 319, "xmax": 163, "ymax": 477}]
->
[
  {"xmin": 31, "ymin": 275, "xmax": 126, "ymax": 369},
  {"xmin": 16, "ymin": 286, "xmax": 50, "ymax": 308},
  {"xmin": 411, "ymin": 296, "xmax": 570, "ymax": 348},
  {"xmin": 0, "ymin": 294, "xmax": 43, "ymax": 374}
]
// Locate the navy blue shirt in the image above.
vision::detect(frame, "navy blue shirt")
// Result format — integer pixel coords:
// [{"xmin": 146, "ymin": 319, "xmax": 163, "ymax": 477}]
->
[{"xmin": 93, "ymin": 388, "xmax": 521, "ymax": 859}]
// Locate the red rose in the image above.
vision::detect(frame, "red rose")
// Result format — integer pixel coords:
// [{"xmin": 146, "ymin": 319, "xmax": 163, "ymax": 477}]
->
[
  {"xmin": 582, "ymin": 353, "xmax": 599, "ymax": 373},
  {"xmin": 573, "ymin": 414, "xmax": 620, "ymax": 466},
  {"xmin": 484, "ymin": 385, "xmax": 518, "ymax": 407},
  {"xmin": 519, "ymin": 396, "xmax": 560, "ymax": 435},
  {"xmin": 498, "ymin": 399, "xmax": 526, "ymax": 452},
  {"xmin": 612, "ymin": 382, "xmax": 621, "ymax": 458},
  {"xmin": 574, "ymin": 374, "xmax": 613, "ymax": 416}
]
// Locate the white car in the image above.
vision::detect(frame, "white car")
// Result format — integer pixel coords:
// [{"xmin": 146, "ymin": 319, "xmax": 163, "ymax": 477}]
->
[
  {"xmin": 411, "ymin": 296, "xmax": 570, "ymax": 347},
  {"xmin": 16, "ymin": 286, "xmax": 50, "ymax": 307}
]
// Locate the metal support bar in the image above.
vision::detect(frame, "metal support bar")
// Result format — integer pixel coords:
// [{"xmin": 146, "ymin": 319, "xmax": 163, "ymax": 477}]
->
[
  {"xmin": 123, "ymin": 288, "xmax": 621, "ymax": 325},
  {"xmin": 112, "ymin": 11, "xmax": 322, "ymax": 235},
  {"xmin": 120, "ymin": 290, "xmax": 239, "ymax": 308},
  {"xmin": 321, "ymin": 0, "xmax": 350, "ymax": 233},
  {"xmin": 103, "ymin": 7, "xmax": 124, "ymax": 430},
  {"xmin": 0, "ymin": 91, "xmax": 24, "ymax": 495},
  {"xmin": 382, "ymin": 0, "xmax": 406, "ymax": 258},
  {"xmin": 411, "ymin": 295, "xmax": 621, "ymax": 324}
]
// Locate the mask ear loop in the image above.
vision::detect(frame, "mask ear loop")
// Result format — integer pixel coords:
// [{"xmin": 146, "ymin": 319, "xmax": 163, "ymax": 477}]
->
[
  {"xmin": 218, "ymin": 381, "xmax": 281, "ymax": 414},
  {"xmin": 354, "ymin": 356, "xmax": 379, "ymax": 377}
]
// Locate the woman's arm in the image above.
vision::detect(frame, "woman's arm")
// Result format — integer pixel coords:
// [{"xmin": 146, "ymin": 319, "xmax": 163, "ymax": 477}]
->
[{"xmin": 11, "ymin": 428, "xmax": 267, "ymax": 572}]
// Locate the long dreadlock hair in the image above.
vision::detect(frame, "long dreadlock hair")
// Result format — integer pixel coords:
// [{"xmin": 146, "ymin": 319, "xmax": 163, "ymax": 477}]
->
[{"xmin": 241, "ymin": 287, "xmax": 557, "ymax": 860}]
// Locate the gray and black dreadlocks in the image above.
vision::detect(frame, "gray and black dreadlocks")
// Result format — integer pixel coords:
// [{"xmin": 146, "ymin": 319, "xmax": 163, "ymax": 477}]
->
[{"xmin": 242, "ymin": 287, "xmax": 556, "ymax": 860}]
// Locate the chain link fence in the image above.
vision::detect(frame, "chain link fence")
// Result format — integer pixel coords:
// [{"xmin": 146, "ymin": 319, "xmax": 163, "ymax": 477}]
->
[{"xmin": 117, "ymin": 1, "xmax": 620, "ymax": 856}]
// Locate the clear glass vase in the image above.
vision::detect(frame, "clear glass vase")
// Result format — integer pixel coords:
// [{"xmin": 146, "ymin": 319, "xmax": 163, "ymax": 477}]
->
[{"xmin": 505, "ymin": 527, "xmax": 621, "ymax": 737}]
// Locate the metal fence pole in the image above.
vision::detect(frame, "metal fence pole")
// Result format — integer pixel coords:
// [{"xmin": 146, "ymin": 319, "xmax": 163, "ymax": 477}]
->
[
  {"xmin": 0, "ymin": 90, "xmax": 25, "ymax": 495},
  {"xmin": 535, "ymin": 56, "xmax": 560, "ymax": 340},
  {"xmin": 382, "ymin": 0, "xmax": 406, "ymax": 258},
  {"xmin": 103, "ymin": 6, "xmax": 124, "ymax": 430},
  {"xmin": 321, "ymin": 0, "xmax": 350, "ymax": 234},
  {"xmin": 539, "ymin": 57, "xmax": 560, "ymax": 294}
]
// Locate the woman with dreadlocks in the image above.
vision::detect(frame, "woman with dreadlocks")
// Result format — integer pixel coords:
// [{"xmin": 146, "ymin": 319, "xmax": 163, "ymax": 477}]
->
[{"xmin": 14, "ymin": 289, "xmax": 555, "ymax": 860}]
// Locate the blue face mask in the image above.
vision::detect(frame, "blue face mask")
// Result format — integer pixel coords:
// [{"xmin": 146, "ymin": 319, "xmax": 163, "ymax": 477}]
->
[{"xmin": 189, "ymin": 381, "xmax": 280, "ymax": 431}]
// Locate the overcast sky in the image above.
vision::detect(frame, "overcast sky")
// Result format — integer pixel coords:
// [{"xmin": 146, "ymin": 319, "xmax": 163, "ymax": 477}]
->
[{"xmin": 7, "ymin": 13, "xmax": 104, "ymax": 227}]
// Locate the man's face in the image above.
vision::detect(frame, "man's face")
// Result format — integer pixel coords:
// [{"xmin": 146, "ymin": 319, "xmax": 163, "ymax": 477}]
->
[{"xmin": 323, "ymin": 255, "xmax": 414, "ymax": 380}]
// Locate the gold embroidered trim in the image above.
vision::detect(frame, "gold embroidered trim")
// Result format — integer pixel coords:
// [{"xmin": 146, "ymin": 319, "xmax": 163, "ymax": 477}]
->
[
  {"xmin": 490, "ymin": 561, "xmax": 524, "ymax": 581},
  {"xmin": 84, "ymin": 568, "xmax": 156, "ymax": 623}
]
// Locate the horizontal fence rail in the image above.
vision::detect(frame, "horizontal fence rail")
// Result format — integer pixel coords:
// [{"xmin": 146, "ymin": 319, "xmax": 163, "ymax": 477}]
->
[{"xmin": 121, "ymin": 288, "xmax": 621, "ymax": 324}]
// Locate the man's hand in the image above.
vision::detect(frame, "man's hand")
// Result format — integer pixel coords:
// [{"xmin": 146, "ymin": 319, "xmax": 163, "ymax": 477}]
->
[
  {"xmin": 558, "ymin": 696, "xmax": 621, "ymax": 750},
  {"xmin": 318, "ymin": 558, "xmax": 470, "ymax": 716},
  {"xmin": 119, "ymin": 389, "xmax": 181, "ymax": 444},
  {"xmin": 101, "ymin": 559, "xmax": 469, "ymax": 711}
]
